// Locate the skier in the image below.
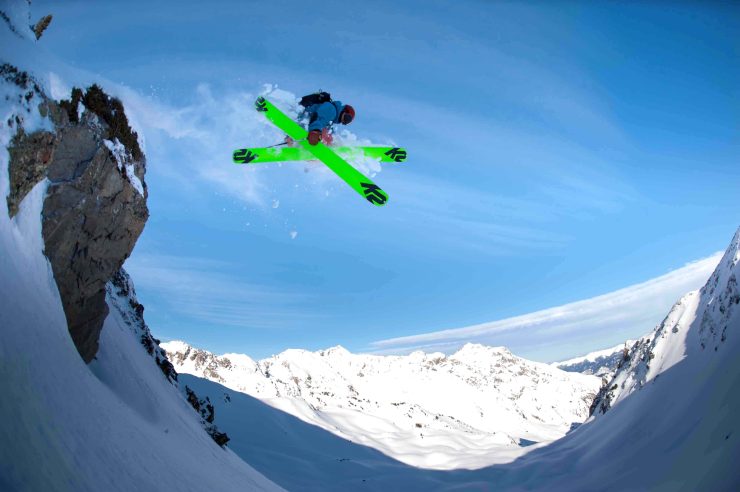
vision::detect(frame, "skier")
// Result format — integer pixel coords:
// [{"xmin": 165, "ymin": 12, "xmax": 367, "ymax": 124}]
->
[
  {"xmin": 248, "ymin": 94, "xmax": 390, "ymax": 206},
  {"xmin": 293, "ymin": 92, "xmax": 355, "ymax": 146}
]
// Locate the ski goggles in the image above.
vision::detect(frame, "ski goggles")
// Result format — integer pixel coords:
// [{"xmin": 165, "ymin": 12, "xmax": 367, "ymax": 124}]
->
[{"xmin": 340, "ymin": 110, "xmax": 354, "ymax": 125}]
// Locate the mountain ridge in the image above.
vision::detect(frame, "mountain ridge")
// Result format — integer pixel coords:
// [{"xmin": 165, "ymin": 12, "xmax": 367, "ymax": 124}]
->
[{"xmin": 163, "ymin": 339, "xmax": 601, "ymax": 469}]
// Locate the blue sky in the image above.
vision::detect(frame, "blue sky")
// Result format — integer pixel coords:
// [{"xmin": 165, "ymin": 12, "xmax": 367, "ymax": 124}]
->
[{"xmin": 31, "ymin": 0, "xmax": 739, "ymax": 361}]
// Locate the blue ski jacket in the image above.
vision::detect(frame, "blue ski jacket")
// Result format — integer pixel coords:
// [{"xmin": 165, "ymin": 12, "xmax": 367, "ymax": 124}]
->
[{"xmin": 303, "ymin": 100, "xmax": 346, "ymax": 132}]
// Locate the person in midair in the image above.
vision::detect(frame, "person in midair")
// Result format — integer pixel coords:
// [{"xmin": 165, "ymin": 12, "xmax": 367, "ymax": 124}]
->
[{"xmin": 293, "ymin": 92, "xmax": 355, "ymax": 146}]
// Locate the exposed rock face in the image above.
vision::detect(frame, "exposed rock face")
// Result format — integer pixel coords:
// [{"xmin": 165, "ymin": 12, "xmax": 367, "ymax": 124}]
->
[
  {"xmin": 107, "ymin": 268, "xmax": 177, "ymax": 383},
  {"xmin": 5, "ymin": 65, "xmax": 148, "ymax": 363},
  {"xmin": 184, "ymin": 385, "xmax": 231, "ymax": 447},
  {"xmin": 3, "ymin": 63, "xmax": 55, "ymax": 217},
  {"xmin": 41, "ymin": 109, "xmax": 148, "ymax": 363},
  {"xmin": 7, "ymin": 128, "xmax": 54, "ymax": 216}
]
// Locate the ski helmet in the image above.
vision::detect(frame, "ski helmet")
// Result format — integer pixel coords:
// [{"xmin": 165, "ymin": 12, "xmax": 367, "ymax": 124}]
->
[{"xmin": 340, "ymin": 105, "xmax": 355, "ymax": 124}]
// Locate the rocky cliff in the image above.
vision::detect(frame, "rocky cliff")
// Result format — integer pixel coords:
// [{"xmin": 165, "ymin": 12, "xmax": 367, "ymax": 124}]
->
[
  {"xmin": 1, "ymin": 2, "xmax": 234, "ymax": 454},
  {"xmin": 4, "ymin": 63, "xmax": 148, "ymax": 363}
]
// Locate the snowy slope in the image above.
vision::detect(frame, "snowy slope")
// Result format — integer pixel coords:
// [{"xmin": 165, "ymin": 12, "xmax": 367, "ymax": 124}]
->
[
  {"xmin": 163, "ymin": 341, "xmax": 601, "ymax": 470},
  {"xmin": 554, "ymin": 340, "xmax": 636, "ymax": 379},
  {"xmin": 512, "ymin": 226, "xmax": 740, "ymax": 490},
  {"xmin": 171, "ymin": 229, "xmax": 739, "ymax": 491},
  {"xmin": 0, "ymin": 8, "xmax": 280, "ymax": 491},
  {"xmin": 0, "ymin": 130, "xmax": 279, "ymax": 492}
]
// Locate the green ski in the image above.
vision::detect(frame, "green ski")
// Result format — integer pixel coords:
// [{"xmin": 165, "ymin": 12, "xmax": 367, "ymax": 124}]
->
[
  {"xmin": 252, "ymin": 97, "xmax": 388, "ymax": 206},
  {"xmin": 233, "ymin": 145, "xmax": 407, "ymax": 164}
]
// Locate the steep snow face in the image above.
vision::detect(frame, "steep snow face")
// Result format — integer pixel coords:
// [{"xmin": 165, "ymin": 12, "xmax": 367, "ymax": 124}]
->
[
  {"xmin": 0, "ymin": 16, "xmax": 280, "ymax": 491},
  {"xmin": 590, "ymin": 229, "xmax": 740, "ymax": 417},
  {"xmin": 552, "ymin": 227, "xmax": 740, "ymax": 491},
  {"xmin": 163, "ymin": 341, "xmax": 601, "ymax": 470},
  {"xmin": 554, "ymin": 341, "xmax": 636, "ymax": 379},
  {"xmin": 0, "ymin": 126, "xmax": 278, "ymax": 492},
  {"xmin": 588, "ymin": 292, "xmax": 701, "ymax": 416}
]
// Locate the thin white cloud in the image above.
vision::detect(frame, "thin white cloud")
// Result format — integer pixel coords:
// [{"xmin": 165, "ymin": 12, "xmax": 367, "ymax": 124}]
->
[
  {"xmin": 124, "ymin": 253, "xmax": 325, "ymax": 329},
  {"xmin": 368, "ymin": 252, "xmax": 723, "ymax": 358},
  {"xmin": 117, "ymin": 84, "xmax": 271, "ymax": 205},
  {"xmin": 107, "ymin": 57, "xmax": 633, "ymax": 258}
]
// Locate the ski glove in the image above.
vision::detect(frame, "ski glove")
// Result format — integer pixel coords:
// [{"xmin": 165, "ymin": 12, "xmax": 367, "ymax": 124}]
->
[{"xmin": 308, "ymin": 130, "xmax": 321, "ymax": 146}]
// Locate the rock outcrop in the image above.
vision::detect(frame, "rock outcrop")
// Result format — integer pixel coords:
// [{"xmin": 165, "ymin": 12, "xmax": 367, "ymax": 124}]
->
[{"xmin": 4, "ymin": 64, "xmax": 148, "ymax": 363}]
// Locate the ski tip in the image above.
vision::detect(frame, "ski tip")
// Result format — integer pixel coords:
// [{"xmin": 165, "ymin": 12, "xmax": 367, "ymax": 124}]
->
[
  {"xmin": 384, "ymin": 147, "xmax": 407, "ymax": 163},
  {"xmin": 361, "ymin": 182, "xmax": 388, "ymax": 206},
  {"xmin": 370, "ymin": 195, "xmax": 389, "ymax": 206}
]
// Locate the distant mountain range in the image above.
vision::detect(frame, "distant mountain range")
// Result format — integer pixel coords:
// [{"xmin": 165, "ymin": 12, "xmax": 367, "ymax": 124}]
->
[
  {"xmin": 553, "ymin": 341, "xmax": 636, "ymax": 379},
  {"xmin": 162, "ymin": 341, "xmax": 601, "ymax": 469}
]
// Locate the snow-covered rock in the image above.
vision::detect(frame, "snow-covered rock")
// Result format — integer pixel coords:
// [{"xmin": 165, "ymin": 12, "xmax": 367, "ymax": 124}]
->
[
  {"xmin": 590, "ymin": 227, "xmax": 740, "ymax": 418},
  {"xmin": 0, "ymin": 0, "xmax": 34, "ymax": 40},
  {"xmin": 2, "ymin": 59, "xmax": 148, "ymax": 363}
]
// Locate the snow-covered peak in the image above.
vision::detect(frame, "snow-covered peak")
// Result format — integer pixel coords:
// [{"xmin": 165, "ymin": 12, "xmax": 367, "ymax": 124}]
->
[
  {"xmin": 278, "ymin": 347, "xmax": 317, "ymax": 359},
  {"xmin": 220, "ymin": 351, "xmax": 258, "ymax": 366},
  {"xmin": 161, "ymin": 340, "xmax": 194, "ymax": 355},
  {"xmin": 452, "ymin": 342, "xmax": 511, "ymax": 360},
  {"xmin": 318, "ymin": 345, "xmax": 351, "ymax": 357},
  {"xmin": 162, "ymin": 229, "xmax": 740, "ymax": 488}
]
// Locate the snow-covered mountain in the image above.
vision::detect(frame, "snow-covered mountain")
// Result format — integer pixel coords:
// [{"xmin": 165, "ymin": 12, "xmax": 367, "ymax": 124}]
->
[
  {"xmin": 589, "ymin": 228, "xmax": 740, "ymax": 418},
  {"xmin": 163, "ymin": 341, "xmax": 601, "ymax": 469},
  {"xmin": 167, "ymin": 228, "xmax": 740, "ymax": 491},
  {"xmin": 3, "ymin": 2, "xmax": 738, "ymax": 490},
  {"xmin": 553, "ymin": 341, "xmax": 636, "ymax": 379}
]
